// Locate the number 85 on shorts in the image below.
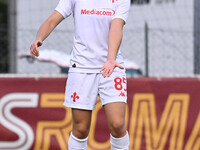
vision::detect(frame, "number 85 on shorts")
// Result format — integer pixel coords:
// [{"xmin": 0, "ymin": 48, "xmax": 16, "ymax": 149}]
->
[{"xmin": 114, "ymin": 77, "xmax": 127, "ymax": 97}]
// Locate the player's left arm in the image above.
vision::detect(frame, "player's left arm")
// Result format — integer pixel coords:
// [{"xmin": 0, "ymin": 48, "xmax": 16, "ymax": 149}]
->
[
  {"xmin": 100, "ymin": 18, "xmax": 125, "ymax": 78},
  {"xmin": 101, "ymin": 0, "xmax": 130, "ymax": 77}
]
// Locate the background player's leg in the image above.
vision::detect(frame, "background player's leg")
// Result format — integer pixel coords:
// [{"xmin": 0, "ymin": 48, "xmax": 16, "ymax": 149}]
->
[
  {"xmin": 104, "ymin": 102, "xmax": 129, "ymax": 150},
  {"xmin": 68, "ymin": 108, "xmax": 92, "ymax": 150}
]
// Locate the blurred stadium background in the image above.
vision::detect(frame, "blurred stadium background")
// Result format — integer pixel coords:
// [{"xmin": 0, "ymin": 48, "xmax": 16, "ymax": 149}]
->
[
  {"xmin": 0, "ymin": 0, "xmax": 198, "ymax": 77},
  {"xmin": 1, "ymin": 0, "xmax": 200, "ymax": 150}
]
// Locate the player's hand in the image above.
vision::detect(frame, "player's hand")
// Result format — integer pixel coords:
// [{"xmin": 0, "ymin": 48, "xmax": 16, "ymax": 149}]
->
[
  {"xmin": 30, "ymin": 40, "xmax": 43, "ymax": 57},
  {"xmin": 100, "ymin": 60, "xmax": 124, "ymax": 78}
]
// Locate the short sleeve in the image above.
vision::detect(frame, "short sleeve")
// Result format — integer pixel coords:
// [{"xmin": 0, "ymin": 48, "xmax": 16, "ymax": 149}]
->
[
  {"xmin": 112, "ymin": 0, "xmax": 130, "ymax": 24},
  {"xmin": 55, "ymin": 0, "xmax": 74, "ymax": 18}
]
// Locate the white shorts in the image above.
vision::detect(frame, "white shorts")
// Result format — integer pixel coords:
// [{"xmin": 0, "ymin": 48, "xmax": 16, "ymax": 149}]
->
[{"xmin": 64, "ymin": 68, "xmax": 127, "ymax": 110}]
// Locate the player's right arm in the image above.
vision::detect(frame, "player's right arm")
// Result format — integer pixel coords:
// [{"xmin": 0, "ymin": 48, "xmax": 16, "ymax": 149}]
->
[{"xmin": 30, "ymin": 11, "xmax": 64, "ymax": 57}]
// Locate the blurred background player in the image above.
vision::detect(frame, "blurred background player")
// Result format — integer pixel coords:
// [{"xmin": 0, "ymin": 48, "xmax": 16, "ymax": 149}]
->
[{"xmin": 30, "ymin": 0, "xmax": 130, "ymax": 149}]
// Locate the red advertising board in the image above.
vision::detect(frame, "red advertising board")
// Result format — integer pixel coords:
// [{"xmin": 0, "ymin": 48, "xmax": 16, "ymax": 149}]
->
[{"xmin": 0, "ymin": 77, "xmax": 199, "ymax": 150}]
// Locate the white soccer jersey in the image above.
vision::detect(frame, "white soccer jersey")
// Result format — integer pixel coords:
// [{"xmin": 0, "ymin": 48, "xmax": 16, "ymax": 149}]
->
[{"xmin": 55, "ymin": 0, "xmax": 130, "ymax": 73}]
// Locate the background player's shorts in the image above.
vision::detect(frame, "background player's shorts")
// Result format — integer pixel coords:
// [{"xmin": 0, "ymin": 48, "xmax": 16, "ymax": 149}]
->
[{"xmin": 64, "ymin": 68, "xmax": 127, "ymax": 110}]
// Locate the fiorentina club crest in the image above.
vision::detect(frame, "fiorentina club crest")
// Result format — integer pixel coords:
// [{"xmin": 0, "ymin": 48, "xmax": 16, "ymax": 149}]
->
[{"xmin": 71, "ymin": 92, "xmax": 80, "ymax": 102}]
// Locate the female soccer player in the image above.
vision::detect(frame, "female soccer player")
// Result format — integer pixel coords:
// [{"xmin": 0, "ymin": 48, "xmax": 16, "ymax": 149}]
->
[{"xmin": 30, "ymin": 0, "xmax": 130, "ymax": 149}]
